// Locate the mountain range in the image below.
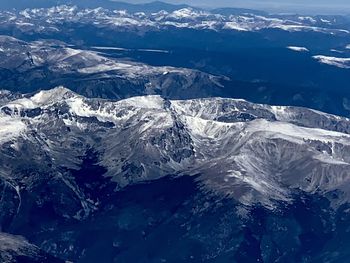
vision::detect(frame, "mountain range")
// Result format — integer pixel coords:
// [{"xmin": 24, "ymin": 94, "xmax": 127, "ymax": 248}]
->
[
  {"xmin": 1, "ymin": 1, "xmax": 350, "ymax": 262},
  {"xmin": 0, "ymin": 4, "xmax": 349, "ymax": 117},
  {"xmin": 0, "ymin": 36, "xmax": 226, "ymax": 99},
  {"xmin": 1, "ymin": 87, "xmax": 350, "ymax": 261}
]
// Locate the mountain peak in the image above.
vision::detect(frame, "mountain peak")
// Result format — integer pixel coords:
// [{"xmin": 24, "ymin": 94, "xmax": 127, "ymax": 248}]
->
[
  {"xmin": 30, "ymin": 86, "xmax": 78, "ymax": 106},
  {"xmin": 1, "ymin": 86, "xmax": 78, "ymax": 114},
  {"xmin": 2, "ymin": 86, "xmax": 350, "ymax": 258}
]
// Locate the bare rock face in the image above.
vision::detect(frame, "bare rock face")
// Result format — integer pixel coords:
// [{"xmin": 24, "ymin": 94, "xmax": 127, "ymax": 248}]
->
[
  {"xmin": 2, "ymin": 88, "xmax": 350, "ymax": 261},
  {"xmin": 1, "ymin": 88, "xmax": 350, "ymax": 207}
]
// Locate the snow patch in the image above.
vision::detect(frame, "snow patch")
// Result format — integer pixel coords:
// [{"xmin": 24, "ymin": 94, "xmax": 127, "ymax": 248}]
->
[
  {"xmin": 117, "ymin": 95, "xmax": 165, "ymax": 110},
  {"xmin": 31, "ymin": 86, "xmax": 75, "ymax": 106},
  {"xmin": 247, "ymin": 119, "xmax": 350, "ymax": 144},
  {"xmin": 287, "ymin": 46, "xmax": 309, "ymax": 52},
  {"xmin": 224, "ymin": 22, "xmax": 249, "ymax": 31},
  {"xmin": 313, "ymin": 55, "xmax": 350, "ymax": 69},
  {"xmin": 0, "ymin": 116, "xmax": 26, "ymax": 144}
]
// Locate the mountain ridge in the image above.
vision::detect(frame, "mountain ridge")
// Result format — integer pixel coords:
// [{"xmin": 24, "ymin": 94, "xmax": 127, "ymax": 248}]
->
[
  {"xmin": 2, "ymin": 87, "xmax": 350, "ymax": 208},
  {"xmin": 2, "ymin": 87, "xmax": 350, "ymax": 261},
  {"xmin": 0, "ymin": 0, "xmax": 191, "ymax": 12}
]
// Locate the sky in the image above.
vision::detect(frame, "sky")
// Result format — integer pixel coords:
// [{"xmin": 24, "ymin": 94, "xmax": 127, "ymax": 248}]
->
[{"xmin": 124, "ymin": 0, "xmax": 350, "ymax": 14}]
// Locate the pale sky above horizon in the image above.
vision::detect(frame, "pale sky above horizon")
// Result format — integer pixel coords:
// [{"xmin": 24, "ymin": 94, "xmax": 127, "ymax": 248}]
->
[{"xmin": 123, "ymin": 0, "xmax": 350, "ymax": 14}]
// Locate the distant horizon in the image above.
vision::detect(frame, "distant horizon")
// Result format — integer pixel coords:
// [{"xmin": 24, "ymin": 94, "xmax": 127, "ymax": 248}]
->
[
  {"xmin": 0, "ymin": 0, "xmax": 349, "ymax": 15},
  {"xmin": 118, "ymin": 0, "xmax": 350, "ymax": 14}
]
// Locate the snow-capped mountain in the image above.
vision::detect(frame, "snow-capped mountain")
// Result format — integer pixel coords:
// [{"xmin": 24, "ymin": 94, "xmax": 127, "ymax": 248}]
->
[
  {"xmin": 2, "ymin": 87, "xmax": 350, "ymax": 209},
  {"xmin": 0, "ymin": 5, "xmax": 349, "ymax": 35},
  {"xmin": 0, "ymin": 36, "xmax": 225, "ymax": 99},
  {"xmin": 2, "ymin": 87, "xmax": 350, "ymax": 261},
  {"xmin": 1, "ymin": 2, "xmax": 350, "ymax": 262},
  {"xmin": 1, "ymin": 6, "xmax": 349, "ymax": 120}
]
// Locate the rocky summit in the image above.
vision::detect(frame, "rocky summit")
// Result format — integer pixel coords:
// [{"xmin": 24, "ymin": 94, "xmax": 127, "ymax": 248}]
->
[{"xmin": 1, "ymin": 87, "xmax": 350, "ymax": 261}]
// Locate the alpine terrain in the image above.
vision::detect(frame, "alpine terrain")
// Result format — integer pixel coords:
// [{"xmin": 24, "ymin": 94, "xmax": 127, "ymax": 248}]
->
[
  {"xmin": 0, "ymin": 1, "xmax": 350, "ymax": 262},
  {"xmin": 1, "ymin": 87, "xmax": 350, "ymax": 261}
]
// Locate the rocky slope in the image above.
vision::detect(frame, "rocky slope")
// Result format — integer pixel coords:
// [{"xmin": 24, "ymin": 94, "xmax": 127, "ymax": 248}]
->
[
  {"xmin": 0, "ymin": 36, "xmax": 225, "ymax": 99},
  {"xmin": 2, "ymin": 87, "xmax": 350, "ymax": 261},
  {"xmin": 1, "ymin": 87, "xmax": 350, "ymax": 208}
]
